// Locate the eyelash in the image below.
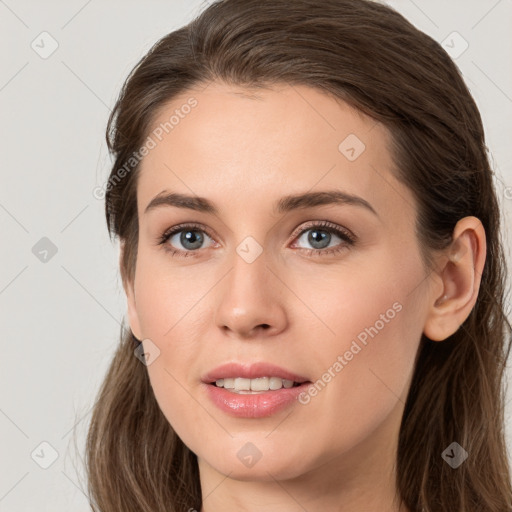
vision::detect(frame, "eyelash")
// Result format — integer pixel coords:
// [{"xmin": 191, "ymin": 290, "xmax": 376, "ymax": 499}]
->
[{"xmin": 156, "ymin": 220, "xmax": 356, "ymax": 258}]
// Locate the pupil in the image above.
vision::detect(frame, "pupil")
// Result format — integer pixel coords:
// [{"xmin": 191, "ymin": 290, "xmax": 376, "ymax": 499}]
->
[
  {"xmin": 181, "ymin": 230, "xmax": 203, "ymax": 250},
  {"xmin": 309, "ymin": 230, "xmax": 330, "ymax": 249}
]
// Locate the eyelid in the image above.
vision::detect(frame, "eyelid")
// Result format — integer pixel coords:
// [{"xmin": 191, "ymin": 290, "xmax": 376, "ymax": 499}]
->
[
  {"xmin": 157, "ymin": 222, "xmax": 217, "ymax": 245},
  {"xmin": 289, "ymin": 220, "xmax": 356, "ymax": 244}
]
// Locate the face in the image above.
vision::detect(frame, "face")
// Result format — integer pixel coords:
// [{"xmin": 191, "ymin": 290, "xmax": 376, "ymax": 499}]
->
[{"xmin": 125, "ymin": 81, "xmax": 434, "ymax": 482}]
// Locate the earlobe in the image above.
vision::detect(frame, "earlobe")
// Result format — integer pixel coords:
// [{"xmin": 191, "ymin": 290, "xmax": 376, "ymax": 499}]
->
[{"xmin": 423, "ymin": 216, "xmax": 486, "ymax": 342}]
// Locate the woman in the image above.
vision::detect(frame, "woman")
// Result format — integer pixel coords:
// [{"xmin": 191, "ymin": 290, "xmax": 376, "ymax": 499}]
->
[{"xmin": 85, "ymin": 0, "xmax": 512, "ymax": 511}]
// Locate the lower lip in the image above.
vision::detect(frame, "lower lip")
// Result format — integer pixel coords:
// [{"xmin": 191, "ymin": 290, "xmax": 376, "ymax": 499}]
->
[{"xmin": 203, "ymin": 382, "xmax": 312, "ymax": 418}]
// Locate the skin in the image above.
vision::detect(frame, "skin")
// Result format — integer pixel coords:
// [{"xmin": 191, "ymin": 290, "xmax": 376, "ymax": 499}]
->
[{"xmin": 122, "ymin": 81, "xmax": 486, "ymax": 512}]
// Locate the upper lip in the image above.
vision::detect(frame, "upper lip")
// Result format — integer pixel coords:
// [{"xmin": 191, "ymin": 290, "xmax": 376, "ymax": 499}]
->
[{"xmin": 202, "ymin": 362, "xmax": 310, "ymax": 384}]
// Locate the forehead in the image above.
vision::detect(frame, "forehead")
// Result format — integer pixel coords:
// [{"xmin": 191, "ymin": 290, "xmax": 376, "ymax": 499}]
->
[{"xmin": 137, "ymin": 81, "xmax": 414, "ymax": 225}]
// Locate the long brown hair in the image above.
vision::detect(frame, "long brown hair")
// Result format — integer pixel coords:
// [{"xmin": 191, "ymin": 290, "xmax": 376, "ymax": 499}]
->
[{"xmin": 84, "ymin": 1, "xmax": 512, "ymax": 510}]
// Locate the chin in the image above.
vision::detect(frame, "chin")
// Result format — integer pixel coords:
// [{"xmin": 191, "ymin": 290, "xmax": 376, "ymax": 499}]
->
[{"xmin": 203, "ymin": 450, "xmax": 312, "ymax": 482}]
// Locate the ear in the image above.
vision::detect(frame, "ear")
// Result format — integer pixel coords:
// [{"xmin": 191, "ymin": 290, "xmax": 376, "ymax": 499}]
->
[
  {"xmin": 119, "ymin": 241, "xmax": 142, "ymax": 341},
  {"xmin": 423, "ymin": 216, "xmax": 487, "ymax": 342}
]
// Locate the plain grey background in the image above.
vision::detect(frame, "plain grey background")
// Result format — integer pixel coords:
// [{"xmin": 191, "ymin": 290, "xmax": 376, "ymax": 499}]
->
[{"xmin": 1, "ymin": 1, "xmax": 511, "ymax": 510}]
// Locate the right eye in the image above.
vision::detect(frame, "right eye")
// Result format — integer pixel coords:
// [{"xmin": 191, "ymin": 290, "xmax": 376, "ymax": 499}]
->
[{"xmin": 158, "ymin": 223, "xmax": 217, "ymax": 257}]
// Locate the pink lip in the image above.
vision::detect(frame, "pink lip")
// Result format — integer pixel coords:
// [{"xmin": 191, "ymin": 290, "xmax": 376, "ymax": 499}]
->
[
  {"xmin": 201, "ymin": 362, "xmax": 312, "ymax": 419},
  {"xmin": 201, "ymin": 361, "xmax": 309, "ymax": 384},
  {"xmin": 202, "ymin": 382, "xmax": 312, "ymax": 418}
]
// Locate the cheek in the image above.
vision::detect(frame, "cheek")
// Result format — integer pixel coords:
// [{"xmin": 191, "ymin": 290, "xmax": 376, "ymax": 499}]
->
[
  {"xmin": 292, "ymin": 253, "xmax": 424, "ymax": 417},
  {"xmin": 133, "ymin": 251, "xmax": 212, "ymax": 338},
  {"xmin": 312, "ymin": 267, "xmax": 423, "ymax": 436},
  {"xmin": 133, "ymin": 254, "xmax": 212, "ymax": 445},
  {"xmin": 317, "ymin": 300, "xmax": 419, "ymax": 452},
  {"xmin": 289, "ymin": 253, "xmax": 418, "ymax": 355},
  {"xmin": 134, "ymin": 259, "xmax": 209, "ymax": 375},
  {"xmin": 146, "ymin": 364, "xmax": 211, "ymax": 460}
]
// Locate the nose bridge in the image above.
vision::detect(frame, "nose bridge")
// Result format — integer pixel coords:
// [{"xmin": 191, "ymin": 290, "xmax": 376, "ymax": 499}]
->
[
  {"xmin": 214, "ymin": 237, "xmax": 288, "ymax": 336},
  {"xmin": 226, "ymin": 238, "xmax": 275, "ymax": 303}
]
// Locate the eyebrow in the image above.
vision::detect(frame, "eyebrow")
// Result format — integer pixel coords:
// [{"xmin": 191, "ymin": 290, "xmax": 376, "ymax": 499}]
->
[{"xmin": 144, "ymin": 190, "xmax": 378, "ymax": 217}]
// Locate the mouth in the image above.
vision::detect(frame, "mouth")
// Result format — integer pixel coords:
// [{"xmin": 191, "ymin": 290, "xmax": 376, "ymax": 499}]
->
[{"xmin": 204, "ymin": 376, "xmax": 313, "ymax": 418}]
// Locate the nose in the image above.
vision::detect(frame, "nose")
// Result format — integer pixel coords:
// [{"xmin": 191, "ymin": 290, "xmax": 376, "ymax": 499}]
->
[{"xmin": 214, "ymin": 248, "xmax": 288, "ymax": 339}]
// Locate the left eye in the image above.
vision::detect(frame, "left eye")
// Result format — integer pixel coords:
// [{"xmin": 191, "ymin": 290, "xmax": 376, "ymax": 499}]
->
[{"xmin": 293, "ymin": 224, "xmax": 354, "ymax": 252}]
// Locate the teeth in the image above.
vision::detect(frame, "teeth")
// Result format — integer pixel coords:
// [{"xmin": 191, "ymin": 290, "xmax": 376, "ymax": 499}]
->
[{"xmin": 215, "ymin": 377, "xmax": 297, "ymax": 392}]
